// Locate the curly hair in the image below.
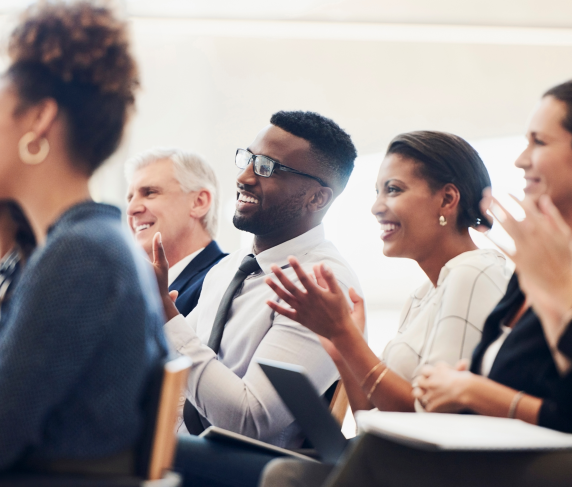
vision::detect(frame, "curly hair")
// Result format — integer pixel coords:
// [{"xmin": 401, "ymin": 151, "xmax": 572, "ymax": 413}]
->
[
  {"xmin": 270, "ymin": 111, "xmax": 357, "ymax": 192},
  {"xmin": 6, "ymin": 1, "xmax": 139, "ymax": 175}
]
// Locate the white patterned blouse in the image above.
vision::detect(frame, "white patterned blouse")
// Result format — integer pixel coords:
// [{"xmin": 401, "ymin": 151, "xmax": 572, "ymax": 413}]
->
[{"xmin": 382, "ymin": 249, "xmax": 511, "ymax": 382}]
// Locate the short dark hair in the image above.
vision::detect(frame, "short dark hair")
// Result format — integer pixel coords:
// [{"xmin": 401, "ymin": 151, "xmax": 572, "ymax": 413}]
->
[
  {"xmin": 544, "ymin": 80, "xmax": 572, "ymax": 136},
  {"xmin": 387, "ymin": 131, "xmax": 492, "ymax": 230},
  {"xmin": 270, "ymin": 111, "xmax": 357, "ymax": 191},
  {"xmin": 7, "ymin": 1, "xmax": 139, "ymax": 175}
]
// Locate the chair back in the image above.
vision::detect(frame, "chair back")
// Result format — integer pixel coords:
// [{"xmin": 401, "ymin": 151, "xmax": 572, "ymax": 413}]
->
[
  {"xmin": 329, "ymin": 382, "xmax": 349, "ymax": 426},
  {"xmin": 147, "ymin": 356, "xmax": 192, "ymax": 480},
  {"xmin": 135, "ymin": 356, "xmax": 192, "ymax": 480}
]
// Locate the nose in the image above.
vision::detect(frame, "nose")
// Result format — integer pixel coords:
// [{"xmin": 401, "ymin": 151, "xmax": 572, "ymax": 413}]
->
[
  {"xmin": 126, "ymin": 194, "xmax": 144, "ymax": 218},
  {"xmin": 236, "ymin": 159, "xmax": 258, "ymax": 187},
  {"xmin": 514, "ymin": 144, "xmax": 532, "ymax": 170},
  {"xmin": 371, "ymin": 192, "xmax": 387, "ymax": 217}
]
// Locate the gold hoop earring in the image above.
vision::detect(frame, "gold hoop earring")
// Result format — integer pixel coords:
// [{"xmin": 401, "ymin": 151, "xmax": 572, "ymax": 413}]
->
[
  {"xmin": 439, "ymin": 215, "xmax": 447, "ymax": 226},
  {"xmin": 18, "ymin": 132, "xmax": 50, "ymax": 165}
]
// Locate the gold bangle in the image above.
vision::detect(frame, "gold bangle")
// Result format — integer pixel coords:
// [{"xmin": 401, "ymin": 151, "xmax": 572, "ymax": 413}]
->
[
  {"xmin": 507, "ymin": 391, "xmax": 525, "ymax": 419},
  {"xmin": 360, "ymin": 361, "xmax": 383, "ymax": 388},
  {"xmin": 366, "ymin": 366, "xmax": 390, "ymax": 401}
]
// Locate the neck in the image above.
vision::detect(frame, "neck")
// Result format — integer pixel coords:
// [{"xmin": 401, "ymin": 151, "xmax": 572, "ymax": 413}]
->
[
  {"xmin": 15, "ymin": 165, "xmax": 91, "ymax": 245},
  {"xmin": 164, "ymin": 227, "xmax": 212, "ymax": 268},
  {"xmin": 252, "ymin": 218, "xmax": 320, "ymax": 255},
  {"xmin": 416, "ymin": 230, "xmax": 477, "ymax": 287}
]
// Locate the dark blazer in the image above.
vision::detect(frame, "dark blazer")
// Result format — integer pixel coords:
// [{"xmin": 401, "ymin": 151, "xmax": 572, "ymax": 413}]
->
[
  {"xmin": 471, "ymin": 273, "xmax": 572, "ymax": 433},
  {"xmin": 169, "ymin": 240, "xmax": 227, "ymax": 317}
]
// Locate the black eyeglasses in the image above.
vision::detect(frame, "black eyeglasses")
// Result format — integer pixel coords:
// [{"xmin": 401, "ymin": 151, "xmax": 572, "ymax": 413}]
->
[{"xmin": 235, "ymin": 149, "xmax": 328, "ymax": 187}]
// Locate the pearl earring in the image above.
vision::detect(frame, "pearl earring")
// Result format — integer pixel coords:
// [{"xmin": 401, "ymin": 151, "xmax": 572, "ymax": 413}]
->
[{"xmin": 439, "ymin": 215, "xmax": 447, "ymax": 226}]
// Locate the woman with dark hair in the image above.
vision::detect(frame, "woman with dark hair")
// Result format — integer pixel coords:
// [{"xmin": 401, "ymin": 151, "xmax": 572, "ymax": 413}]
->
[
  {"xmin": 0, "ymin": 1, "xmax": 167, "ymax": 475},
  {"xmin": 0, "ymin": 201, "xmax": 35, "ymax": 321},
  {"xmin": 259, "ymin": 131, "xmax": 511, "ymax": 487},
  {"xmin": 414, "ymin": 80, "xmax": 572, "ymax": 434}
]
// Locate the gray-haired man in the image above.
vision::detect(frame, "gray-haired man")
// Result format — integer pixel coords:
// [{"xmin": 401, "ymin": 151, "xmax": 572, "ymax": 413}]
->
[{"xmin": 126, "ymin": 148, "xmax": 226, "ymax": 316}]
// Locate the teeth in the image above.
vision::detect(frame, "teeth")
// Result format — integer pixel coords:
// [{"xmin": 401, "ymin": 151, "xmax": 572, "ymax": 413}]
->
[
  {"xmin": 239, "ymin": 195, "xmax": 259, "ymax": 204},
  {"xmin": 381, "ymin": 223, "xmax": 398, "ymax": 232},
  {"xmin": 135, "ymin": 223, "xmax": 152, "ymax": 232}
]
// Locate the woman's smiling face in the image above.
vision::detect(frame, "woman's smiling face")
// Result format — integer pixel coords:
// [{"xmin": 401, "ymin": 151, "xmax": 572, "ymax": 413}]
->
[
  {"xmin": 371, "ymin": 153, "xmax": 447, "ymax": 260},
  {"xmin": 516, "ymin": 96, "xmax": 572, "ymax": 216}
]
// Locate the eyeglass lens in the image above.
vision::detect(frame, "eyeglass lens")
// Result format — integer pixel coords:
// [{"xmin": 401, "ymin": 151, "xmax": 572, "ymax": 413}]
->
[{"xmin": 236, "ymin": 150, "xmax": 274, "ymax": 177}]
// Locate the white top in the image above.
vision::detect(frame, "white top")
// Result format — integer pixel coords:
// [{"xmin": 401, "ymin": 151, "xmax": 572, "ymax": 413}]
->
[
  {"xmin": 480, "ymin": 325, "xmax": 512, "ymax": 377},
  {"xmin": 167, "ymin": 247, "xmax": 205, "ymax": 286},
  {"xmin": 165, "ymin": 224, "xmax": 362, "ymax": 448},
  {"xmin": 383, "ymin": 249, "xmax": 511, "ymax": 382}
]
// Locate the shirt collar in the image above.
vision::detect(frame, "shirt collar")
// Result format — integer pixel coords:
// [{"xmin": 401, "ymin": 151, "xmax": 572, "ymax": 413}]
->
[
  {"xmin": 254, "ymin": 223, "xmax": 326, "ymax": 275},
  {"xmin": 168, "ymin": 247, "xmax": 205, "ymax": 286},
  {"xmin": 436, "ymin": 248, "xmax": 504, "ymax": 287}
]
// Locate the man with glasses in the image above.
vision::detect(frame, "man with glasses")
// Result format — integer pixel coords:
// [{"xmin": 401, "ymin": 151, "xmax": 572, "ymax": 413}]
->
[{"xmin": 155, "ymin": 111, "xmax": 362, "ymax": 486}]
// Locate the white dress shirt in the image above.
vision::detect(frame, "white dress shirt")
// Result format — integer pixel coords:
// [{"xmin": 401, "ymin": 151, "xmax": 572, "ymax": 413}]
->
[
  {"xmin": 165, "ymin": 223, "xmax": 362, "ymax": 448},
  {"xmin": 384, "ymin": 249, "xmax": 511, "ymax": 383},
  {"xmin": 167, "ymin": 247, "xmax": 205, "ymax": 286}
]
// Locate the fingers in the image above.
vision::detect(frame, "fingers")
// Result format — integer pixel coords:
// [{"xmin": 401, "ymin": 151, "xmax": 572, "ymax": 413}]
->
[
  {"xmin": 266, "ymin": 299, "xmax": 297, "ymax": 321},
  {"xmin": 152, "ymin": 232, "xmax": 169, "ymax": 267},
  {"xmin": 539, "ymin": 194, "xmax": 571, "ymax": 237},
  {"xmin": 265, "ymin": 276, "xmax": 298, "ymax": 307},
  {"xmin": 318, "ymin": 262, "xmax": 342, "ymax": 295},
  {"xmin": 313, "ymin": 264, "xmax": 328, "ymax": 289},
  {"xmin": 349, "ymin": 288, "xmax": 366, "ymax": 333},
  {"xmin": 455, "ymin": 359, "xmax": 470, "ymax": 371},
  {"xmin": 270, "ymin": 263, "xmax": 307, "ymax": 298},
  {"xmin": 490, "ymin": 197, "xmax": 521, "ymax": 239},
  {"xmin": 479, "ymin": 187, "xmax": 494, "ymax": 229},
  {"xmin": 288, "ymin": 257, "xmax": 319, "ymax": 293},
  {"xmin": 169, "ymin": 290, "xmax": 179, "ymax": 302}
]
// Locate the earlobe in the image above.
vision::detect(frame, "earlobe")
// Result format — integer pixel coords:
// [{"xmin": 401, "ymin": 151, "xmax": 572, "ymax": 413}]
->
[{"xmin": 189, "ymin": 189, "xmax": 212, "ymax": 219}]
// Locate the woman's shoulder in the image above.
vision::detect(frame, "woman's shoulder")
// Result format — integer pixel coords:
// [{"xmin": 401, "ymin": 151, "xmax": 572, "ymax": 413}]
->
[{"xmin": 441, "ymin": 248, "xmax": 511, "ymax": 285}]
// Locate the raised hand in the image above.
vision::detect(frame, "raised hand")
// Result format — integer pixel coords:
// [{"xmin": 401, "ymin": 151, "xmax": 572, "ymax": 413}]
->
[
  {"xmin": 152, "ymin": 232, "xmax": 180, "ymax": 320},
  {"xmin": 483, "ymin": 194, "xmax": 572, "ymax": 327},
  {"xmin": 265, "ymin": 256, "xmax": 359, "ymax": 340}
]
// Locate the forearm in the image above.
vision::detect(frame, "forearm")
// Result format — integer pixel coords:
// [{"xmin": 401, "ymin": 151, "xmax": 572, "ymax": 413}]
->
[
  {"xmin": 334, "ymin": 355, "xmax": 373, "ymax": 413},
  {"xmin": 464, "ymin": 374, "xmax": 542, "ymax": 424},
  {"xmin": 333, "ymin": 324, "xmax": 415, "ymax": 412}
]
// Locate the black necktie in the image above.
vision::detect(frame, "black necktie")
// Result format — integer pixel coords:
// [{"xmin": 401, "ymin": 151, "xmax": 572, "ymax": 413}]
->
[{"xmin": 183, "ymin": 254, "xmax": 261, "ymax": 434}]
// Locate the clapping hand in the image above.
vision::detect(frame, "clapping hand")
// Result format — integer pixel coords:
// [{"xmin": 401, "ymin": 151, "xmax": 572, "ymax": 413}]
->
[
  {"xmin": 152, "ymin": 232, "xmax": 179, "ymax": 320},
  {"xmin": 265, "ymin": 256, "xmax": 364, "ymax": 343},
  {"xmin": 482, "ymin": 192, "xmax": 572, "ymax": 326}
]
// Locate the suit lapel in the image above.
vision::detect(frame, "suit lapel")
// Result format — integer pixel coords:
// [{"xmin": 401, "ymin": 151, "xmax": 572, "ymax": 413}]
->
[{"xmin": 169, "ymin": 241, "xmax": 225, "ymax": 293}]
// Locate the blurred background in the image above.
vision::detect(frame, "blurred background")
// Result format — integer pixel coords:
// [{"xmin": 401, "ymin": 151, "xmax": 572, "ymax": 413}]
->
[{"xmin": 1, "ymin": 0, "xmax": 571, "ymax": 360}]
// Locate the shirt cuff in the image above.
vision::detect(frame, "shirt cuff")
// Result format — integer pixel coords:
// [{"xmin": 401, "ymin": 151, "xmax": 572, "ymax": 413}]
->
[{"xmin": 164, "ymin": 314, "xmax": 197, "ymax": 352}]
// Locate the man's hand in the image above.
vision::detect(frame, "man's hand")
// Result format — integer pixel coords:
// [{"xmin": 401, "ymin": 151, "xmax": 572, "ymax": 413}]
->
[{"xmin": 152, "ymin": 232, "xmax": 180, "ymax": 321}]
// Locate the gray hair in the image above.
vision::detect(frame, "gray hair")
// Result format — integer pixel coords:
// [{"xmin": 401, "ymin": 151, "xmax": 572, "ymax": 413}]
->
[{"xmin": 125, "ymin": 148, "xmax": 219, "ymax": 238}]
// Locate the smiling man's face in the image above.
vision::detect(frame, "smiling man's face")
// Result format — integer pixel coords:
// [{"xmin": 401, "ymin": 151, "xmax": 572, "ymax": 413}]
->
[
  {"xmin": 233, "ymin": 124, "xmax": 322, "ymax": 237},
  {"xmin": 126, "ymin": 158, "xmax": 196, "ymax": 260}
]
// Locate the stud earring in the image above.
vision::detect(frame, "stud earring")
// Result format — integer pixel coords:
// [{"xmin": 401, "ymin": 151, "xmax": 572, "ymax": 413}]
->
[{"xmin": 439, "ymin": 215, "xmax": 447, "ymax": 226}]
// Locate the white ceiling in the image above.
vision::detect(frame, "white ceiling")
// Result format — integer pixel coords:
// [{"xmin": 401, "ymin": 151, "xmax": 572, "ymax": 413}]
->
[{"xmin": 2, "ymin": 0, "xmax": 572, "ymax": 28}]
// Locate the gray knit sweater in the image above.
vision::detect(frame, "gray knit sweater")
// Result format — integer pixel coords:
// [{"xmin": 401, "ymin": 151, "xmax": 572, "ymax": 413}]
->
[{"xmin": 0, "ymin": 202, "xmax": 168, "ymax": 470}]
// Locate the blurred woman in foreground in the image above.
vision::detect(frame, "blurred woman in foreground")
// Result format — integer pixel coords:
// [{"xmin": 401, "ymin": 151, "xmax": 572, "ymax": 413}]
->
[{"xmin": 0, "ymin": 1, "xmax": 167, "ymax": 475}]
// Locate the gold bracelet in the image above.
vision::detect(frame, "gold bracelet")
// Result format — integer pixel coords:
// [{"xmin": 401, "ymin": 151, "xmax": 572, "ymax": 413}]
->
[
  {"xmin": 366, "ymin": 366, "xmax": 390, "ymax": 401},
  {"xmin": 507, "ymin": 391, "xmax": 525, "ymax": 419},
  {"xmin": 360, "ymin": 361, "xmax": 383, "ymax": 388}
]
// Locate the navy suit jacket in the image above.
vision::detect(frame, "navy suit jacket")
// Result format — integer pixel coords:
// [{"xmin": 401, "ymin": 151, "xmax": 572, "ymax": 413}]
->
[{"xmin": 169, "ymin": 240, "xmax": 227, "ymax": 317}]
